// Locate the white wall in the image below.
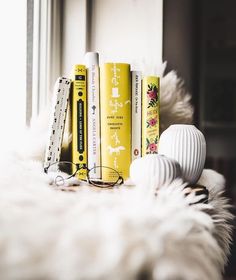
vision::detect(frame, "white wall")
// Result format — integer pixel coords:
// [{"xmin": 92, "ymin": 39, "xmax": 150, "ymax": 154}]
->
[
  {"xmin": 89, "ymin": 0, "xmax": 163, "ymax": 73},
  {"xmin": 62, "ymin": 0, "xmax": 163, "ymax": 75},
  {"xmin": 62, "ymin": 0, "xmax": 88, "ymax": 76}
]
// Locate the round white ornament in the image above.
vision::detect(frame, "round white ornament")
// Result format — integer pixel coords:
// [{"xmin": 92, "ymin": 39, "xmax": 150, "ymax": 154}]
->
[{"xmin": 130, "ymin": 154, "xmax": 182, "ymax": 190}]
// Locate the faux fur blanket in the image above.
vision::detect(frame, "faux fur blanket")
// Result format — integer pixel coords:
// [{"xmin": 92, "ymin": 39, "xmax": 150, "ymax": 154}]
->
[{"xmin": 0, "ymin": 67, "xmax": 233, "ymax": 280}]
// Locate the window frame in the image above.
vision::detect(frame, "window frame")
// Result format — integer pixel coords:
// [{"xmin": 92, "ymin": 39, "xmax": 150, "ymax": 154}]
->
[{"xmin": 27, "ymin": 0, "xmax": 62, "ymax": 123}]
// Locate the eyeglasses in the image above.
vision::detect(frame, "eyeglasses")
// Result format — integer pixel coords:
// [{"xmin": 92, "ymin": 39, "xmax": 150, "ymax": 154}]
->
[{"xmin": 44, "ymin": 161, "xmax": 124, "ymax": 188}]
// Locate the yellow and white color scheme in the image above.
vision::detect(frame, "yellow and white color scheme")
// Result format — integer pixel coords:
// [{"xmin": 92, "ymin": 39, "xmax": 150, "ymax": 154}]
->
[
  {"xmin": 131, "ymin": 71, "xmax": 142, "ymax": 161},
  {"xmin": 72, "ymin": 65, "xmax": 87, "ymax": 179},
  {"xmin": 85, "ymin": 52, "xmax": 101, "ymax": 178},
  {"xmin": 100, "ymin": 63, "xmax": 131, "ymax": 180},
  {"xmin": 142, "ymin": 76, "xmax": 160, "ymax": 156}
]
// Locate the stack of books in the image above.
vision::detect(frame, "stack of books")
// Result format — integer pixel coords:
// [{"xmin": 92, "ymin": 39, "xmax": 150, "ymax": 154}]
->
[{"xmin": 44, "ymin": 52, "xmax": 160, "ymax": 181}]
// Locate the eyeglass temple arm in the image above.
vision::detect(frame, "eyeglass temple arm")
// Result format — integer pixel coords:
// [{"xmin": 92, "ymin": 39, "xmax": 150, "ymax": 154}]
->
[
  {"xmin": 118, "ymin": 176, "xmax": 124, "ymax": 184},
  {"xmin": 44, "ymin": 166, "xmax": 49, "ymax": 174}
]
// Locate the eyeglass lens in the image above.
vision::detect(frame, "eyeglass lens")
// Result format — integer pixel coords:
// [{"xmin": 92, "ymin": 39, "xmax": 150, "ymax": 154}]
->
[{"xmin": 88, "ymin": 166, "xmax": 122, "ymax": 187}]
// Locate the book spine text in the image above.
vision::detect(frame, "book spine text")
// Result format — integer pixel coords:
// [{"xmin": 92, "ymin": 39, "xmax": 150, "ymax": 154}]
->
[
  {"xmin": 131, "ymin": 71, "xmax": 142, "ymax": 161},
  {"xmin": 72, "ymin": 65, "xmax": 87, "ymax": 179},
  {"xmin": 85, "ymin": 52, "xmax": 101, "ymax": 178}
]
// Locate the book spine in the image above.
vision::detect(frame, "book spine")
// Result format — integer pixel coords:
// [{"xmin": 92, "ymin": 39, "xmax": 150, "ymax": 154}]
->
[
  {"xmin": 131, "ymin": 71, "xmax": 142, "ymax": 161},
  {"xmin": 72, "ymin": 65, "xmax": 87, "ymax": 179},
  {"xmin": 142, "ymin": 76, "xmax": 160, "ymax": 155},
  {"xmin": 44, "ymin": 77, "xmax": 71, "ymax": 169},
  {"xmin": 100, "ymin": 63, "xmax": 131, "ymax": 180},
  {"xmin": 85, "ymin": 52, "xmax": 101, "ymax": 178}
]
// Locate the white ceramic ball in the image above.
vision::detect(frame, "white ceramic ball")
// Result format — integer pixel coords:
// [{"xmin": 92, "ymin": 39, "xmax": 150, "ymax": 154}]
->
[
  {"xmin": 158, "ymin": 124, "xmax": 206, "ymax": 184},
  {"xmin": 130, "ymin": 154, "xmax": 182, "ymax": 190}
]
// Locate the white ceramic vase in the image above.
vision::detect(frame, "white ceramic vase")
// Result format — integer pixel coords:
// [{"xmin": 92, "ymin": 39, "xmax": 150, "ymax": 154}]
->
[
  {"xmin": 130, "ymin": 154, "xmax": 182, "ymax": 190},
  {"xmin": 158, "ymin": 124, "xmax": 206, "ymax": 184}
]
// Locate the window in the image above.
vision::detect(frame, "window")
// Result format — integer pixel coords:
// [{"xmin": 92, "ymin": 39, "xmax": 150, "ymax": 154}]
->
[
  {"xmin": 0, "ymin": 0, "xmax": 26, "ymax": 145},
  {"xmin": 0, "ymin": 0, "xmax": 63, "ymax": 148}
]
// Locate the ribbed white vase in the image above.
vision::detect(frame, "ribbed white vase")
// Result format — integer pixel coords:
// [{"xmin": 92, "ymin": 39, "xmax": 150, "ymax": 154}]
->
[
  {"xmin": 130, "ymin": 154, "xmax": 182, "ymax": 190},
  {"xmin": 158, "ymin": 124, "xmax": 206, "ymax": 184}
]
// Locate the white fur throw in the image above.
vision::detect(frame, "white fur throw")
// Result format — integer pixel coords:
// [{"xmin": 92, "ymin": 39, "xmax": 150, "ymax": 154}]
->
[{"xmin": 0, "ymin": 67, "xmax": 233, "ymax": 280}]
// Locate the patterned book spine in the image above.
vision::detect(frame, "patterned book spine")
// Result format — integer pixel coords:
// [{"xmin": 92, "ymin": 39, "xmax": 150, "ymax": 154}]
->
[
  {"xmin": 85, "ymin": 52, "xmax": 101, "ymax": 178},
  {"xmin": 44, "ymin": 77, "xmax": 71, "ymax": 169},
  {"xmin": 131, "ymin": 71, "xmax": 142, "ymax": 161},
  {"xmin": 142, "ymin": 76, "xmax": 160, "ymax": 155},
  {"xmin": 72, "ymin": 65, "xmax": 87, "ymax": 179},
  {"xmin": 100, "ymin": 63, "xmax": 131, "ymax": 180}
]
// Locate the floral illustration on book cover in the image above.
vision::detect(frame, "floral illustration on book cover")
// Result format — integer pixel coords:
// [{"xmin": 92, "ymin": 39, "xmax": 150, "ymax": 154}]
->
[
  {"xmin": 147, "ymin": 83, "xmax": 158, "ymax": 108},
  {"xmin": 146, "ymin": 82, "xmax": 159, "ymax": 154}
]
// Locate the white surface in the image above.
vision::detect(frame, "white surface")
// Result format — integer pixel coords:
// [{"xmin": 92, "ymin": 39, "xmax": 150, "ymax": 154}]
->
[{"xmin": 0, "ymin": 145, "xmax": 232, "ymax": 280}]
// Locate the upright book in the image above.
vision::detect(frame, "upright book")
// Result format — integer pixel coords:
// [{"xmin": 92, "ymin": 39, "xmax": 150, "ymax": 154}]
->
[
  {"xmin": 85, "ymin": 52, "xmax": 101, "ymax": 178},
  {"xmin": 44, "ymin": 77, "xmax": 71, "ymax": 170},
  {"xmin": 100, "ymin": 63, "xmax": 131, "ymax": 181},
  {"xmin": 131, "ymin": 70, "xmax": 142, "ymax": 161},
  {"xmin": 142, "ymin": 76, "xmax": 160, "ymax": 155},
  {"xmin": 72, "ymin": 65, "xmax": 87, "ymax": 179}
]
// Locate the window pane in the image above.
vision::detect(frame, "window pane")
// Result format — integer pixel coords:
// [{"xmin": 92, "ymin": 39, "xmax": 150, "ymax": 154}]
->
[{"xmin": 0, "ymin": 0, "xmax": 26, "ymax": 146}]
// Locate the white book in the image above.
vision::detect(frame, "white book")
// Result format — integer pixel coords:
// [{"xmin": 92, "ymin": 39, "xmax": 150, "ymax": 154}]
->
[
  {"xmin": 85, "ymin": 52, "xmax": 101, "ymax": 177},
  {"xmin": 44, "ymin": 77, "xmax": 71, "ymax": 170},
  {"xmin": 131, "ymin": 71, "xmax": 142, "ymax": 161}
]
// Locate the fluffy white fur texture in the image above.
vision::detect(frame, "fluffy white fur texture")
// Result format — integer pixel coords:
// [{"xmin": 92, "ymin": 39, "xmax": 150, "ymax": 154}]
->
[
  {"xmin": 0, "ymin": 67, "xmax": 233, "ymax": 280},
  {"xmin": 155, "ymin": 61, "xmax": 194, "ymax": 133}
]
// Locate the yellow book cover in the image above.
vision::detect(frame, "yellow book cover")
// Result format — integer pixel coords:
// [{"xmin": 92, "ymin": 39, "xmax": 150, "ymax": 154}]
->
[
  {"xmin": 100, "ymin": 63, "xmax": 131, "ymax": 181},
  {"xmin": 72, "ymin": 65, "xmax": 87, "ymax": 179},
  {"xmin": 142, "ymin": 76, "xmax": 160, "ymax": 155}
]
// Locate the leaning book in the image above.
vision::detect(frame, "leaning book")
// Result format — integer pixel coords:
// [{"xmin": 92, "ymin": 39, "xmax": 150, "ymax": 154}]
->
[
  {"xmin": 71, "ymin": 65, "xmax": 87, "ymax": 180},
  {"xmin": 100, "ymin": 63, "xmax": 131, "ymax": 181},
  {"xmin": 44, "ymin": 77, "xmax": 71, "ymax": 170}
]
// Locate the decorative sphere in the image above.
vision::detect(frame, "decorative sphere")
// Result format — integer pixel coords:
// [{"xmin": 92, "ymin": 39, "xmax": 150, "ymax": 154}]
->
[{"xmin": 130, "ymin": 154, "xmax": 182, "ymax": 190}]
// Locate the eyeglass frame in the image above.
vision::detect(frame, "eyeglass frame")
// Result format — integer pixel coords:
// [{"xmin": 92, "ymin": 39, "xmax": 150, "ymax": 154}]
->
[{"xmin": 44, "ymin": 161, "xmax": 124, "ymax": 188}]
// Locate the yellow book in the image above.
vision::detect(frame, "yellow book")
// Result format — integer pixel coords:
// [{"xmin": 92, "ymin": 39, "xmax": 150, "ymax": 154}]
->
[
  {"xmin": 72, "ymin": 65, "xmax": 87, "ymax": 179},
  {"xmin": 100, "ymin": 63, "xmax": 131, "ymax": 181},
  {"xmin": 142, "ymin": 76, "xmax": 160, "ymax": 155}
]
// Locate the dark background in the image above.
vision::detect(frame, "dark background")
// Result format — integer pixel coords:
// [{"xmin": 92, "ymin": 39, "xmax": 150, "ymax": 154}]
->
[{"xmin": 163, "ymin": 0, "xmax": 236, "ymax": 279}]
